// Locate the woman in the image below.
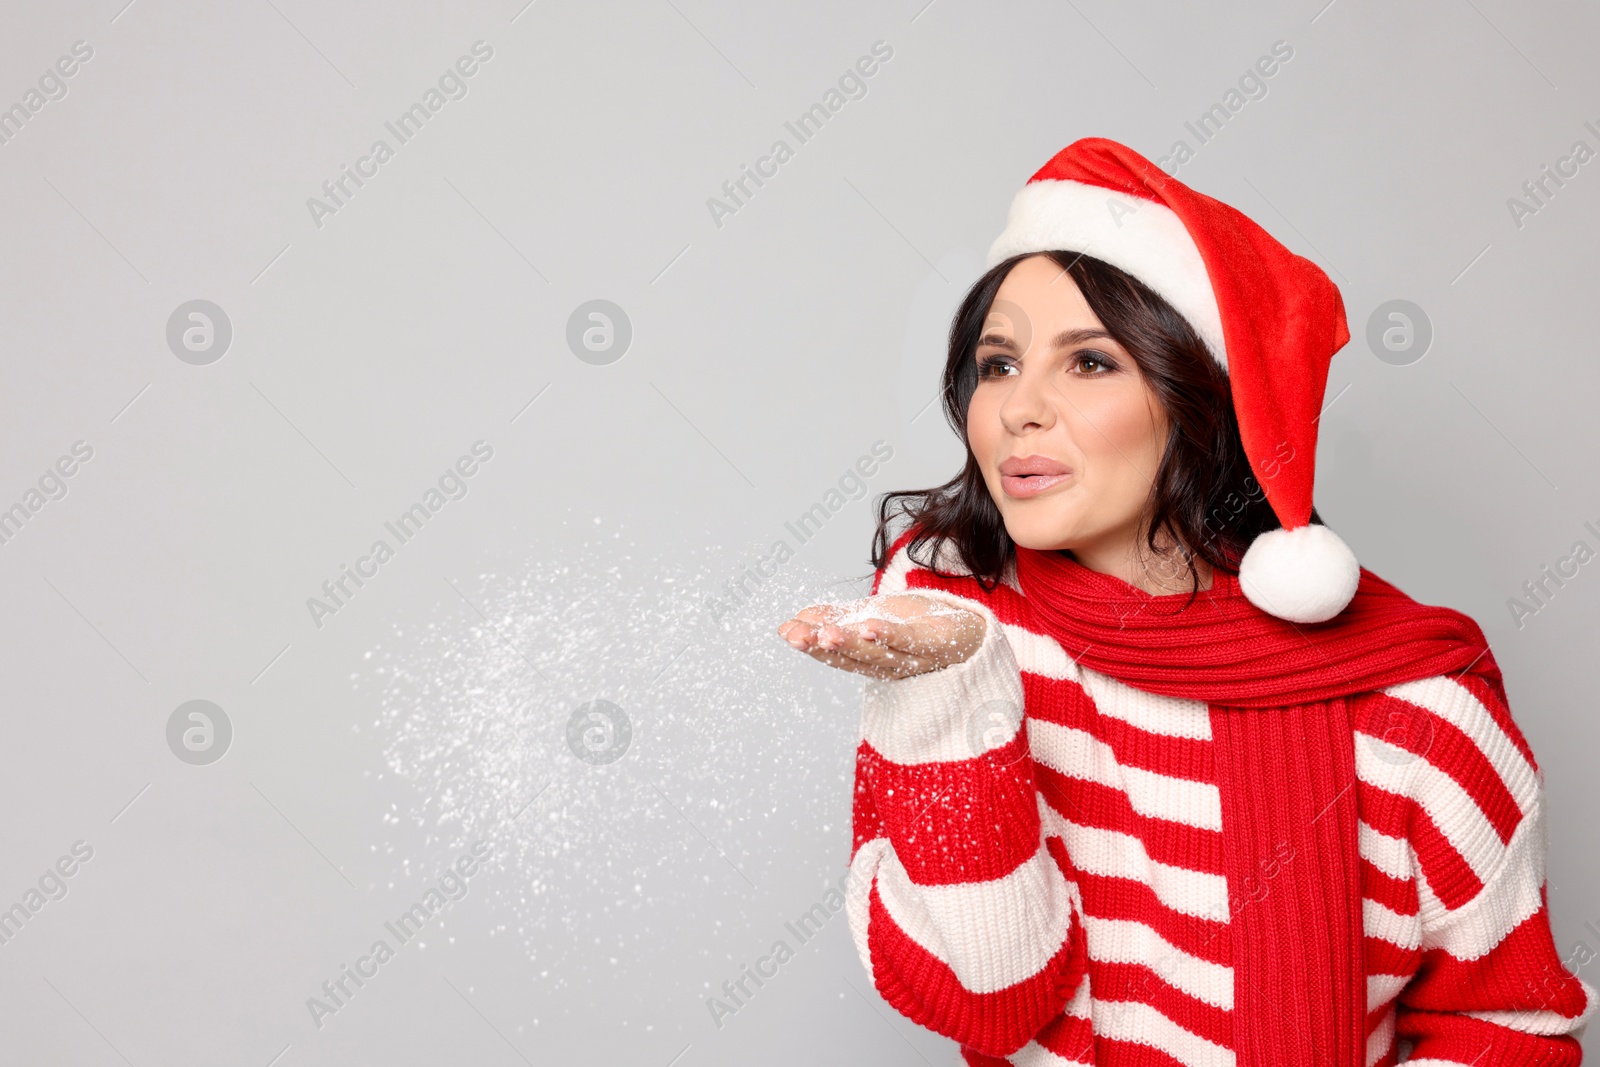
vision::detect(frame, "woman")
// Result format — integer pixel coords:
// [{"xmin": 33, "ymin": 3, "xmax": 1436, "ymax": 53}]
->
[{"xmin": 778, "ymin": 139, "xmax": 1595, "ymax": 1066}]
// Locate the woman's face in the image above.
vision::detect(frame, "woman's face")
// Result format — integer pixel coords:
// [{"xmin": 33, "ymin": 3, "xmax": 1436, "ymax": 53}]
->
[{"xmin": 966, "ymin": 254, "xmax": 1169, "ymax": 557}]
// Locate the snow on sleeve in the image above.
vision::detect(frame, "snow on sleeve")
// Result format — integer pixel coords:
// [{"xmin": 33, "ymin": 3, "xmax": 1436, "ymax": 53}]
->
[{"xmin": 845, "ymin": 557, "xmax": 1088, "ymax": 1058}]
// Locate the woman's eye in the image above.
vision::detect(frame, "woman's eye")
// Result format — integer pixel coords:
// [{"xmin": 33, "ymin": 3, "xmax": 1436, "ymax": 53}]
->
[
  {"xmin": 1074, "ymin": 352, "xmax": 1116, "ymax": 374},
  {"xmin": 977, "ymin": 355, "xmax": 1016, "ymax": 377}
]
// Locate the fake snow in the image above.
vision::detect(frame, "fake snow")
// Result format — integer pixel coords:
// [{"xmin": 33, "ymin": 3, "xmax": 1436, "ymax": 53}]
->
[
  {"xmin": 824, "ymin": 596, "xmax": 971, "ymax": 628},
  {"xmin": 354, "ymin": 526, "xmax": 883, "ymax": 992}
]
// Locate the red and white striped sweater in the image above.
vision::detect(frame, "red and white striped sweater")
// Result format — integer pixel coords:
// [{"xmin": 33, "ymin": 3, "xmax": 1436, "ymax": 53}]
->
[{"xmin": 846, "ymin": 533, "xmax": 1597, "ymax": 1066}]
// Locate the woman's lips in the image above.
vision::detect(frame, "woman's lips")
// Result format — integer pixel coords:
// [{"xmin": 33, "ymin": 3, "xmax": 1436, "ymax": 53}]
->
[
  {"xmin": 997, "ymin": 454, "xmax": 1073, "ymax": 499},
  {"xmin": 1000, "ymin": 472, "xmax": 1071, "ymax": 498}
]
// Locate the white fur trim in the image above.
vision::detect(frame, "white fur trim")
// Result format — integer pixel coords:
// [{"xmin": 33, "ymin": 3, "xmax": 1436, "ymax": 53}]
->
[
  {"xmin": 1238, "ymin": 524, "xmax": 1361, "ymax": 623},
  {"xmin": 985, "ymin": 179, "xmax": 1228, "ymax": 370}
]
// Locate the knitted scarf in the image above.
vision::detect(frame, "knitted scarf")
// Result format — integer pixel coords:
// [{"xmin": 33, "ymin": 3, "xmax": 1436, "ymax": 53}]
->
[{"xmin": 1013, "ymin": 546, "xmax": 1503, "ymax": 1067}]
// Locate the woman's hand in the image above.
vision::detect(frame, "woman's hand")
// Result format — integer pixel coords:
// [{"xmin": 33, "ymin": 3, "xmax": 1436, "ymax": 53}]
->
[{"xmin": 776, "ymin": 594, "xmax": 986, "ymax": 680}]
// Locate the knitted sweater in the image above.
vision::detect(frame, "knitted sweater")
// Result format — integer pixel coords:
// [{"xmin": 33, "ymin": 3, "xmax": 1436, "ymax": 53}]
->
[{"xmin": 845, "ymin": 532, "xmax": 1597, "ymax": 1066}]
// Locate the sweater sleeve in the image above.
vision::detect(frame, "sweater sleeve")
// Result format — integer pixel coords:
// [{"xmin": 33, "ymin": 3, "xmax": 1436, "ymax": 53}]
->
[
  {"xmin": 844, "ymin": 584, "xmax": 1089, "ymax": 1059},
  {"xmin": 1376, "ymin": 673, "xmax": 1597, "ymax": 1065}
]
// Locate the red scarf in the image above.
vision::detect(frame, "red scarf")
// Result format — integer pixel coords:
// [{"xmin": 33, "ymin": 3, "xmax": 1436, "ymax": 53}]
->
[{"xmin": 1014, "ymin": 547, "xmax": 1502, "ymax": 1067}]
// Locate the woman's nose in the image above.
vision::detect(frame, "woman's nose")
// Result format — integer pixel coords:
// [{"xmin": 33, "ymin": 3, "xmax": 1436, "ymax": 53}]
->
[{"xmin": 997, "ymin": 368, "xmax": 1056, "ymax": 436}]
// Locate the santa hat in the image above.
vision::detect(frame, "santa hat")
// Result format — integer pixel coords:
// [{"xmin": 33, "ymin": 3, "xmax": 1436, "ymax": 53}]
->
[{"xmin": 986, "ymin": 137, "xmax": 1359, "ymax": 624}]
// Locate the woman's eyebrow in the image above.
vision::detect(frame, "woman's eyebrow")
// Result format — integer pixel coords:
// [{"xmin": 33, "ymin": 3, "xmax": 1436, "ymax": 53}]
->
[
  {"xmin": 1050, "ymin": 327, "xmax": 1115, "ymax": 348},
  {"xmin": 977, "ymin": 327, "xmax": 1114, "ymax": 351}
]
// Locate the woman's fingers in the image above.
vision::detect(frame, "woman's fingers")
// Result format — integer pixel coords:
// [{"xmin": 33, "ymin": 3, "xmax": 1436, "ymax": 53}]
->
[
  {"xmin": 778, "ymin": 596, "xmax": 984, "ymax": 678},
  {"xmin": 780, "ymin": 607, "xmax": 850, "ymax": 649},
  {"xmin": 777, "ymin": 618, "xmax": 812, "ymax": 647},
  {"xmin": 801, "ymin": 641, "xmax": 935, "ymax": 679},
  {"xmin": 857, "ymin": 613, "xmax": 979, "ymax": 671},
  {"xmin": 857, "ymin": 616, "xmax": 917, "ymax": 654},
  {"xmin": 779, "ymin": 615, "xmax": 933, "ymax": 677},
  {"xmin": 830, "ymin": 623, "xmax": 935, "ymax": 676},
  {"xmin": 782, "ymin": 615, "xmax": 875, "ymax": 659},
  {"xmin": 791, "ymin": 603, "xmax": 845, "ymax": 628},
  {"xmin": 813, "ymin": 619, "xmax": 880, "ymax": 654}
]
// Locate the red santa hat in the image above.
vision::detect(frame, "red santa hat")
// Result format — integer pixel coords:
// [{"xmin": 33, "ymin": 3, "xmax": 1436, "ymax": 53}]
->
[{"xmin": 986, "ymin": 137, "xmax": 1359, "ymax": 623}]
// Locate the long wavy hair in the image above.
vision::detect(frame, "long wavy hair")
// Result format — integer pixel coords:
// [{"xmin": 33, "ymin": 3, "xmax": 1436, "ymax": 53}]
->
[{"xmin": 871, "ymin": 250, "xmax": 1322, "ymax": 607}]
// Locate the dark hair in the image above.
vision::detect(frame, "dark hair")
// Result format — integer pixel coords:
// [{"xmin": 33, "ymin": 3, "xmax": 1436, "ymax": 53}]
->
[{"xmin": 870, "ymin": 250, "xmax": 1322, "ymax": 607}]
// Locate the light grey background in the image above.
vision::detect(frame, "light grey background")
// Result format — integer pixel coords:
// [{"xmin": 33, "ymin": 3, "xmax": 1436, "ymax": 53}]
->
[{"xmin": 0, "ymin": 0, "xmax": 1595, "ymax": 1063}]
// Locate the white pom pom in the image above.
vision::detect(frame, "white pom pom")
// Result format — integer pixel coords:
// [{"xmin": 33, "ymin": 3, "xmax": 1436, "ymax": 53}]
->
[{"xmin": 1238, "ymin": 524, "xmax": 1360, "ymax": 623}]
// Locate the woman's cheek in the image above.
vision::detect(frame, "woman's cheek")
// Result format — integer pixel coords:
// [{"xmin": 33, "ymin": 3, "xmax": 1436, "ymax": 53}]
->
[
  {"xmin": 1095, "ymin": 387, "xmax": 1162, "ymax": 460},
  {"xmin": 965, "ymin": 394, "xmax": 1000, "ymax": 458}
]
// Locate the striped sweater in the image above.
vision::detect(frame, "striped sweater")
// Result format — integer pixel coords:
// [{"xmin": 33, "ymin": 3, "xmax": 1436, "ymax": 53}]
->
[{"xmin": 845, "ymin": 533, "xmax": 1597, "ymax": 1066}]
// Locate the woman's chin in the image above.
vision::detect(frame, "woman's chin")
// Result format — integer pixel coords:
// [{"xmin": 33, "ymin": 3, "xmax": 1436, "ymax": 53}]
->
[{"xmin": 1001, "ymin": 516, "xmax": 1082, "ymax": 554}]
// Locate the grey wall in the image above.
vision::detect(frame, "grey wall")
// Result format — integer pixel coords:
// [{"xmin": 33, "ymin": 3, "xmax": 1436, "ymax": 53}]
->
[{"xmin": 0, "ymin": 0, "xmax": 1595, "ymax": 1063}]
